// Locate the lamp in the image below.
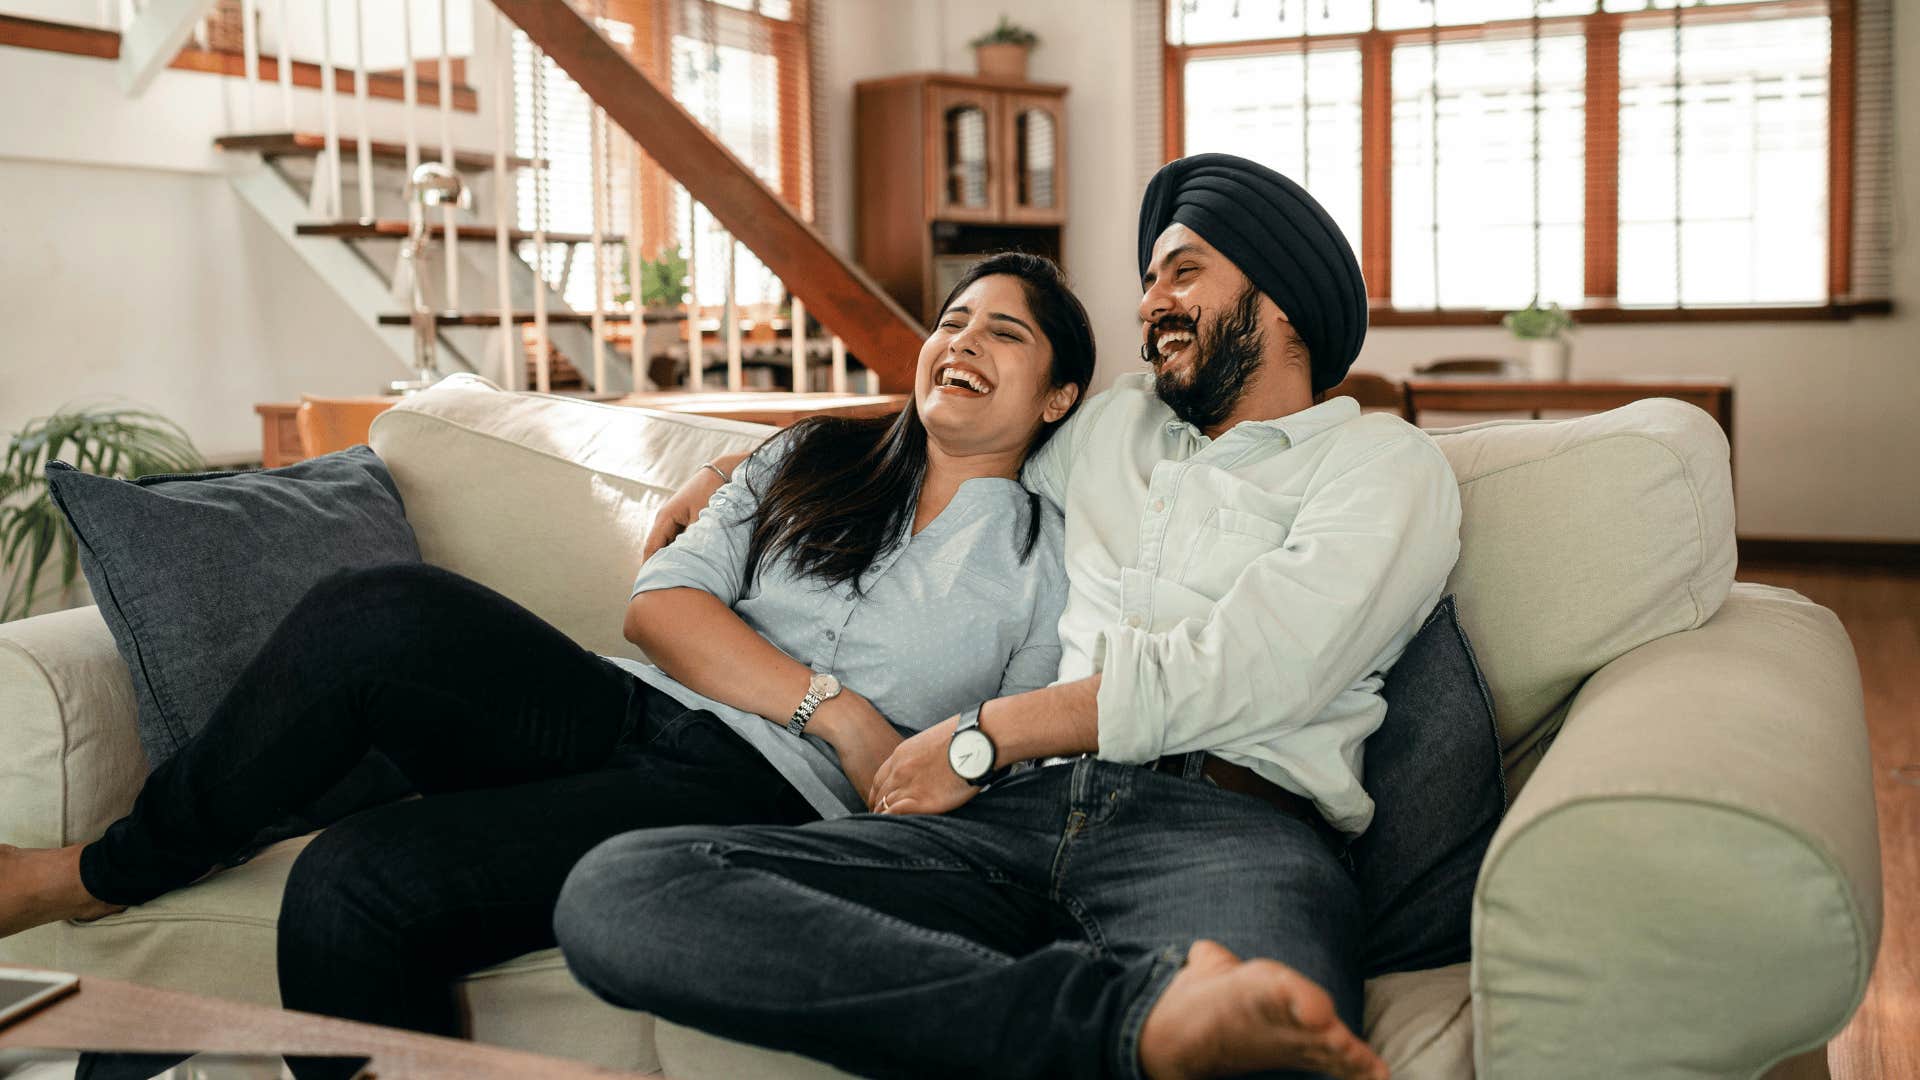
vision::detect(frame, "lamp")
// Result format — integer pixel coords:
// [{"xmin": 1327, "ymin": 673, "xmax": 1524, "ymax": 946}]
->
[{"xmin": 392, "ymin": 162, "xmax": 473, "ymax": 394}]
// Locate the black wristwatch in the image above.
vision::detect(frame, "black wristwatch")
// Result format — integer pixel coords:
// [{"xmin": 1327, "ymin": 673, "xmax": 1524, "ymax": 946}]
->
[{"xmin": 947, "ymin": 705, "xmax": 1009, "ymax": 787}]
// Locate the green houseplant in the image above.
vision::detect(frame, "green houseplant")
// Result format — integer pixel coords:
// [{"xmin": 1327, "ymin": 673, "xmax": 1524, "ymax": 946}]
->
[
  {"xmin": 1503, "ymin": 298, "xmax": 1575, "ymax": 380},
  {"xmin": 614, "ymin": 245, "xmax": 690, "ymax": 309},
  {"xmin": 971, "ymin": 15, "xmax": 1039, "ymax": 80},
  {"xmin": 0, "ymin": 406, "xmax": 202, "ymax": 621}
]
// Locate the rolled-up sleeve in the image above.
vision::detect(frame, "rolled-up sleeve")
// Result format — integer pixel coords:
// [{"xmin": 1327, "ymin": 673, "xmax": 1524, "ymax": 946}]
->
[
  {"xmin": 1094, "ymin": 434, "xmax": 1462, "ymax": 762},
  {"xmin": 631, "ymin": 434, "xmax": 784, "ymax": 607}
]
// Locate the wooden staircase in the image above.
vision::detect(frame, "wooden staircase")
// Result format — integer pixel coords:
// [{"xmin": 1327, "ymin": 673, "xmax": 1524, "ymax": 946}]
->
[
  {"xmin": 215, "ymin": 0, "xmax": 926, "ymax": 399},
  {"xmin": 216, "ymin": 133, "xmax": 543, "ymax": 171}
]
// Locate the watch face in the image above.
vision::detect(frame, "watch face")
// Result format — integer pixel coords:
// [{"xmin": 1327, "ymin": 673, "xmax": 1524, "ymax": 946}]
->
[
  {"xmin": 810, "ymin": 672, "xmax": 841, "ymax": 698},
  {"xmin": 948, "ymin": 728, "xmax": 994, "ymax": 780}
]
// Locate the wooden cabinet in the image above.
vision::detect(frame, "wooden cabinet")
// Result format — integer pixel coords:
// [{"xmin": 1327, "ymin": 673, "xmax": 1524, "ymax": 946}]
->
[{"xmin": 856, "ymin": 73, "xmax": 1067, "ymax": 324}]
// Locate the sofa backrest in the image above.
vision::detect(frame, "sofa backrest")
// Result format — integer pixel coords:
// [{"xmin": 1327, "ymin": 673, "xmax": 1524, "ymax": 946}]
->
[
  {"xmin": 1426, "ymin": 399, "xmax": 1736, "ymax": 770},
  {"xmin": 370, "ymin": 375, "xmax": 773, "ymax": 662},
  {"xmin": 373, "ymin": 378, "xmax": 1736, "ymax": 774}
]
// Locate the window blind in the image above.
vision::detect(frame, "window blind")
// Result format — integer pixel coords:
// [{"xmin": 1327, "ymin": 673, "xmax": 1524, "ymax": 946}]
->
[{"xmin": 1163, "ymin": 0, "xmax": 1892, "ymax": 312}]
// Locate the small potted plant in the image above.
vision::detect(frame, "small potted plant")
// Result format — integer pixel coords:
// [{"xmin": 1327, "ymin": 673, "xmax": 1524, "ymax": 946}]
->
[
  {"xmin": 1, "ymin": 405, "xmax": 202, "ymax": 621},
  {"xmin": 1503, "ymin": 298, "xmax": 1576, "ymax": 381},
  {"xmin": 971, "ymin": 16, "xmax": 1038, "ymax": 81}
]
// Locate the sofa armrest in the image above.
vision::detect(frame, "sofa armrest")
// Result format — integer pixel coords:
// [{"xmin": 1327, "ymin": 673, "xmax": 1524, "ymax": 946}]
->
[
  {"xmin": 1471, "ymin": 583, "xmax": 1879, "ymax": 1080},
  {"xmin": 0, "ymin": 606, "xmax": 147, "ymax": 849}
]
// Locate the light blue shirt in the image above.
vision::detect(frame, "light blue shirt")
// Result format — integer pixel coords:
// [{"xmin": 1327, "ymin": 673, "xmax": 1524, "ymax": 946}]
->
[{"xmin": 606, "ymin": 432, "xmax": 1069, "ymax": 818}]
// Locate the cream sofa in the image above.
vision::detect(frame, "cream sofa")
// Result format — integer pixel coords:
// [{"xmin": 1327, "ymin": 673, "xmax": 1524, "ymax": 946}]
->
[{"xmin": 0, "ymin": 375, "xmax": 1879, "ymax": 1079}]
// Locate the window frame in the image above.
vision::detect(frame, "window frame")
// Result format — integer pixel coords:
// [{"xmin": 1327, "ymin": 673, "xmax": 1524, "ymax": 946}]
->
[{"xmin": 1160, "ymin": 0, "xmax": 1886, "ymax": 324}]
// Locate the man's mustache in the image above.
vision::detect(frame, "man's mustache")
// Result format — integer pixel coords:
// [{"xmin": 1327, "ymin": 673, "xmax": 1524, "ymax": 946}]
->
[{"xmin": 1141, "ymin": 308, "xmax": 1204, "ymax": 366}]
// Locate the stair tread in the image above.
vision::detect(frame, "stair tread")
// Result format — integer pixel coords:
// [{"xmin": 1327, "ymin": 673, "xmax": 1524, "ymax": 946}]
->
[
  {"xmin": 378, "ymin": 311, "xmax": 689, "ymax": 326},
  {"xmin": 299, "ymin": 221, "xmax": 628, "ymax": 246},
  {"xmin": 217, "ymin": 132, "xmax": 544, "ymax": 171}
]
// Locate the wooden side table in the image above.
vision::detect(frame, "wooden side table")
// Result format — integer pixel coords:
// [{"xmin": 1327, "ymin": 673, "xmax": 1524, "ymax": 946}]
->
[
  {"xmin": 1402, "ymin": 377, "xmax": 1733, "ymax": 442},
  {"xmin": 252, "ymin": 404, "xmax": 305, "ymax": 469},
  {"xmin": 1404, "ymin": 377, "xmax": 1734, "ymax": 469},
  {"xmin": 257, "ymin": 392, "xmax": 911, "ymax": 468}
]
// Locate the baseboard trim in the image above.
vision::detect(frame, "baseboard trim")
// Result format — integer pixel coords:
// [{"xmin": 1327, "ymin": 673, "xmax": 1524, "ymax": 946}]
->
[{"xmin": 1738, "ymin": 537, "xmax": 1920, "ymax": 570}]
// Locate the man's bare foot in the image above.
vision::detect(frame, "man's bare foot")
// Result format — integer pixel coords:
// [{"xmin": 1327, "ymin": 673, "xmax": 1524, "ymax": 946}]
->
[
  {"xmin": 0, "ymin": 844, "xmax": 124, "ymax": 937},
  {"xmin": 1139, "ymin": 940, "xmax": 1388, "ymax": 1080}
]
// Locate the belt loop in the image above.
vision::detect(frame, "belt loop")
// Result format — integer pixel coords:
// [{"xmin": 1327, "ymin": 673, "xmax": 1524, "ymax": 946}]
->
[{"xmin": 1181, "ymin": 750, "xmax": 1207, "ymax": 782}]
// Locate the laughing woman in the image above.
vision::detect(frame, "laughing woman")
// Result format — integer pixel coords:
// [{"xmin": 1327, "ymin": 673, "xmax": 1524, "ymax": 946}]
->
[{"xmin": 0, "ymin": 252, "xmax": 1094, "ymax": 1039}]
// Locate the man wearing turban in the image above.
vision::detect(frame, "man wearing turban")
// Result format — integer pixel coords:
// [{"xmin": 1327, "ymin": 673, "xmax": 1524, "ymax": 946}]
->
[{"xmin": 558, "ymin": 154, "xmax": 1462, "ymax": 1080}]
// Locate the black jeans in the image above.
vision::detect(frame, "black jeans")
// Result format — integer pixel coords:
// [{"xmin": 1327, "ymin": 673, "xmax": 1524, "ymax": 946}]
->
[{"xmin": 78, "ymin": 563, "xmax": 816, "ymax": 1037}]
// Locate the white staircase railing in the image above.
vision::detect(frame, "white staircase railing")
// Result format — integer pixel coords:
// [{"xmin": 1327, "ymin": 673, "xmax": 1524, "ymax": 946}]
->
[{"xmin": 185, "ymin": 0, "xmax": 882, "ymax": 401}]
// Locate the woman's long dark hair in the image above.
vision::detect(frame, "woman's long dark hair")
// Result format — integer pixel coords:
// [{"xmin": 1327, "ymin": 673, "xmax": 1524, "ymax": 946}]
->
[{"xmin": 739, "ymin": 252, "xmax": 1096, "ymax": 593}]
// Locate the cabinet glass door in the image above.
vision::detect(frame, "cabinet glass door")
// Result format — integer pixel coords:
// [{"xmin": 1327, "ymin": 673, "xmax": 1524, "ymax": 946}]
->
[
  {"xmin": 1003, "ymin": 94, "xmax": 1065, "ymax": 223},
  {"xmin": 931, "ymin": 87, "xmax": 1001, "ymax": 220}
]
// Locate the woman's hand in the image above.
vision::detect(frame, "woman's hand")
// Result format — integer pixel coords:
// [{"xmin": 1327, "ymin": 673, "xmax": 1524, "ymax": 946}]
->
[
  {"xmin": 642, "ymin": 453, "xmax": 749, "ymax": 561},
  {"xmin": 810, "ymin": 693, "xmax": 905, "ymax": 804},
  {"xmin": 867, "ymin": 716, "xmax": 979, "ymax": 817}
]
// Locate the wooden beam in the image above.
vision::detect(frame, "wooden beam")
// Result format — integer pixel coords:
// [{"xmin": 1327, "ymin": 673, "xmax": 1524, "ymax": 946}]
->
[
  {"xmin": 119, "ymin": 0, "xmax": 215, "ymax": 96},
  {"xmin": 1828, "ymin": 0, "xmax": 1856, "ymax": 300},
  {"xmin": 1360, "ymin": 31, "xmax": 1392, "ymax": 302},
  {"xmin": 1583, "ymin": 12, "xmax": 1621, "ymax": 301},
  {"xmin": 492, "ymin": 0, "xmax": 925, "ymax": 391}
]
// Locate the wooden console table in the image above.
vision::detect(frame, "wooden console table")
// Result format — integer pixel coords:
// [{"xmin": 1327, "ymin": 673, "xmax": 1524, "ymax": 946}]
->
[
  {"xmin": 1404, "ymin": 377, "xmax": 1734, "ymax": 443},
  {"xmin": 256, "ymin": 392, "xmax": 908, "ymax": 469}
]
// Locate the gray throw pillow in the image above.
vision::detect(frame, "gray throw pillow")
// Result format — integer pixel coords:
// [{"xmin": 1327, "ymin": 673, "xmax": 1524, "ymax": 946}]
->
[
  {"xmin": 46, "ymin": 446, "xmax": 422, "ymax": 843},
  {"xmin": 1351, "ymin": 594, "xmax": 1507, "ymax": 978}
]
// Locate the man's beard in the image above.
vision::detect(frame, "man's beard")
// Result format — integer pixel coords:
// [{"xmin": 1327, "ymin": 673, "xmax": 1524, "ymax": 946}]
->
[{"xmin": 1144, "ymin": 284, "xmax": 1265, "ymax": 431}]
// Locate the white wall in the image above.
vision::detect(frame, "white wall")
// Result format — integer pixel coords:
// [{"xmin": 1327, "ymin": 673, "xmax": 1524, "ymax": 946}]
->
[
  {"xmin": 820, "ymin": 0, "xmax": 1920, "ymax": 541},
  {"xmin": 0, "ymin": 6, "xmax": 511, "ymax": 463}
]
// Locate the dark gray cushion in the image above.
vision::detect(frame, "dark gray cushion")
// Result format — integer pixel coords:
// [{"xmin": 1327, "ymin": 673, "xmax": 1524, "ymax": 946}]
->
[
  {"xmin": 1351, "ymin": 594, "xmax": 1507, "ymax": 978},
  {"xmin": 46, "ymin": 446, "xmax": 421, "ymax": 844}
]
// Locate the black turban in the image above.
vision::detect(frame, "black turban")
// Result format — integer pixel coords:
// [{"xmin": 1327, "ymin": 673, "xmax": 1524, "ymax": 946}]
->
[{"xmin": 1138, "ymin": 154, "xmax": 1368, "ymax": 395}]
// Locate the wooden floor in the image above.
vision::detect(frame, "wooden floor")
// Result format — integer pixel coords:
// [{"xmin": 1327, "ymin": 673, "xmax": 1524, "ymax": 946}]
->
[{"xmin": 1740, "ymin": 563, "xmax": 1918, "ymax": 1080}]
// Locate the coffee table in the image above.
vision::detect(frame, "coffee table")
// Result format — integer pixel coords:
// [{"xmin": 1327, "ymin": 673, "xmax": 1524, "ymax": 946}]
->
[{"xmin": 0, "ymin": 970, "xmax": 645, "ymax": 1079}]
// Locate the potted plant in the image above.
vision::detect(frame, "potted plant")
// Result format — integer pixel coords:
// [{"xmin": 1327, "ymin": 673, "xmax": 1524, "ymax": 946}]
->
[
  {"xmin": 1, "ymin": 406, "xmax": 202, "ymax": 621},
  {"xmin": 1503, "ymin": 298, "xmax": 1576, "ymax": 380},
  {"xmin": 616, "ymin": 246, "xmax": 693, "ymax": 388},
  {"xmin": 971, "ymin": 16, "xmax": 1039, "ymax": 81}
]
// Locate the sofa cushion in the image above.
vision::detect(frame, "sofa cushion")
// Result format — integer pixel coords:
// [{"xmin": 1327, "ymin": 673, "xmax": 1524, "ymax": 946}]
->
[
  {"xmin": 1426, "ymin": 398, "xmax": 1736, "ymax": 772},
  {"xmin": 45, "ymin": 446, "xmax": 422, "ymax": 767},
  {"xmin": 53, "ymin": 833, "xmax": 661, "ymax": 1073},
  {"xmin": 653, "ymin": 963, "xmax": 1474, "ymax": 1080},
  {"xmin": 1354, "ymin": 595, "xmax": 1505, "ymax": 978},
  {"xmin": 44, "ymin": 449, "xmax": 422, "ymax": 848},
  {"xmin": 369, "ymin": 375, "xmax": 774, "ymax": 660}
]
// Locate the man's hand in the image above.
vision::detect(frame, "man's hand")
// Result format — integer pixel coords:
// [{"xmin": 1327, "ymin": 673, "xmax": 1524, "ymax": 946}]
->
[
  {"xmin": 642, "ymin": 454, "xmax": 745, "ymax": 560},
  {"xmin": 868, "ymin": 716, "xmax": 979, "ymax": 817}
]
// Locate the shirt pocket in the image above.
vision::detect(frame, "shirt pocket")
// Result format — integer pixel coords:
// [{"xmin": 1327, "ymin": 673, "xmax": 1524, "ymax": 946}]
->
[{"xmin": 1179, "ymin": 504, "xmax": 1298, "ymax": 599}]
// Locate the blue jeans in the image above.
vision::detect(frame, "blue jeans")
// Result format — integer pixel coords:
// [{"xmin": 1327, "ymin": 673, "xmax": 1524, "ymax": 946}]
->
[{"xmin": 555, "ymin": 756, "xmax": 1363, "ymax": 1080}]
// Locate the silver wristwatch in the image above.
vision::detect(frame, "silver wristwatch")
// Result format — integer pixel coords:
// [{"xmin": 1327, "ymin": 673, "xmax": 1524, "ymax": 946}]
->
[
  {"xmin": 786, "ymin": 672, "xmax": 842, "ymax": 736},
  {"xmin": 947, "ymin": 704, "xmax": 1006, "ymax": 787}
]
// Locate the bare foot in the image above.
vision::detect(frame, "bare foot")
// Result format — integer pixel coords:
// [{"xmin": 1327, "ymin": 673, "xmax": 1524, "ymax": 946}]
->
[
  {"xmin": 1139, "ymin": 940, "xmax": 1388, "ymax": 1080},
  {"xmin": 0, "ymin": 844, "xmax": 124, "ymax": 937}
]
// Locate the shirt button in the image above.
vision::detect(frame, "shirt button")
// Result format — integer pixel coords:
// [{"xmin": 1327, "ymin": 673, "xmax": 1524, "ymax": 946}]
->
[
  {"xmin": 1125, "ymin": 614, "xmax": 1143, "ymax": 629},
  {"xmin": 1150, "ymin": 498, "xmax": 1166, "ymax": 513},
  {"xmin": 824, "ymin": 629, "xmax": 838, "ymax": 641}
]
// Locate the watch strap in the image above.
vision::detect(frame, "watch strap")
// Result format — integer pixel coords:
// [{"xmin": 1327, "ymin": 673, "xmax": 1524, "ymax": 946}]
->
[{"xmin": 787, "ymin": 690, "xmax": 822, "ymax": 736}]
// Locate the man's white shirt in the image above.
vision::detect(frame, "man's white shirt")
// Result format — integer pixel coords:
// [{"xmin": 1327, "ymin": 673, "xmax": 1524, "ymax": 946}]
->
[{"xmin": 1023, "ymin": 372, "xmax": 1462, "ymax": 836}]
